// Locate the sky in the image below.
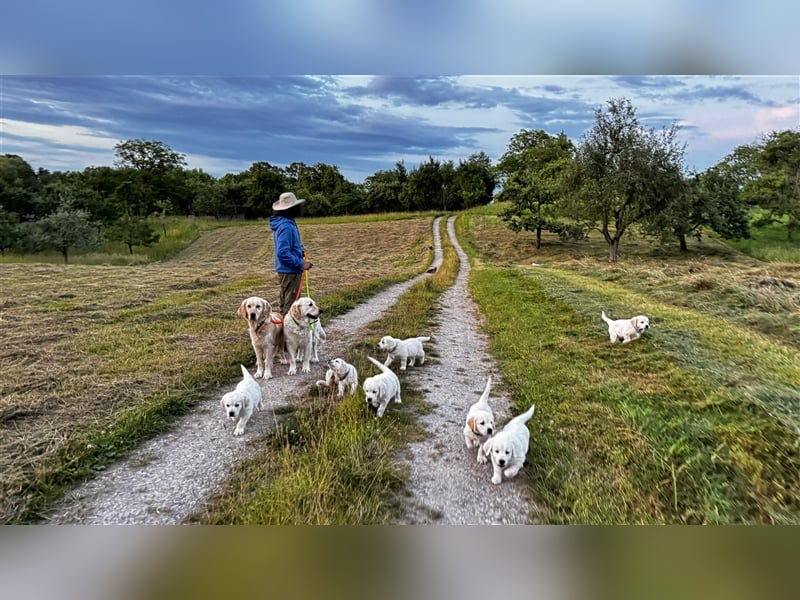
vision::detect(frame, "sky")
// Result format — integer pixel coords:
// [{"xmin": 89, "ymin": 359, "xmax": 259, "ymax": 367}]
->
[
  {"xmin": 1, "ymin": 2, "xmax": 799, "ymax": 184},
  {"xmin": 2, "ymin": 75, "xmax": 798, "ymax": 183}
]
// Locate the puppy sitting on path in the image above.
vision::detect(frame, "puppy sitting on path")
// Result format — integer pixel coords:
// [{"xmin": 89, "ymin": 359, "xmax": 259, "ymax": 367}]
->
[
  {"xmin": 377, "ymin": 335, "xmax": 430, "ymax": 371},
  {"xmin": 482, "ymin": 404, "xmax": 536, "ymax": 485},
  {"xmin": 220, "ymin": 365, "xmax": 263, "ymax": 436},
  {"xmin": 601, "ymin": 310, "xmax": 650, "ymax": 344},
  {"xmin": 463, "ymin": 376, "xmax": 495, "ymax": 463},
  {"xmin": 362, "ymin": 356, "xmax": 402, "ymax": 418},
  {"xmin": 316, "ymin": 357, "xmax": 359, "ymax": 399}
]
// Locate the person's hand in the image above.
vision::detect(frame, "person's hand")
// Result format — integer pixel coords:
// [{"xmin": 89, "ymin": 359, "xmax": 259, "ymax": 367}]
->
[{"xmin": 303, "ymin": 260, "xmax": 313, "ymax": 270}]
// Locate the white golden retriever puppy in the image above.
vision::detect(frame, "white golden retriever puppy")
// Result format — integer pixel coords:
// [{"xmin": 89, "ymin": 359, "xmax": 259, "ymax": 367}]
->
[
  {"xmin": 601, "ymin": 310, "xmax": 650, "ymax": 344},
  {"xmin": 463, "ymin": 376, "xmax": 495, "ymax": 463},
  {"xmin": 316, "ymin": 357, "xmax": 359, "ymax": 399},
  {"xmin": 378, "ymin": 335, "xmax": 430, "ymax": 371},
  {"xmin": 238, "ymin": 296, "xmax": 284, "ymax": 379},
  {"xmin": 308, "ymin": 316, "xmax": 326, "ymax": 363},
  {"xmin": 220, "ymin": 365, "xmax": 263, "ymax": 436},
  {"xmin": 283, "ymin": 297, "xmax": 323, "ymax": 375},
  {"xmin": 362, "ymin": 356, "xmax": 401, "ymax": 418},
  {"xmin": 482, "ymin": 404, "xmax": 535, "ymax": 485}
]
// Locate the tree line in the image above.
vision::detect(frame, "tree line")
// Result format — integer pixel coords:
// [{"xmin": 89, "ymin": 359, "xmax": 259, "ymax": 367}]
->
[{"xmin": 1, "ymin": 97, "xmax": 798, "ymax": 262}]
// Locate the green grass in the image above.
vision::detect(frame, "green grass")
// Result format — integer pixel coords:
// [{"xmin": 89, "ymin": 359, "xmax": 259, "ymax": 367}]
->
[
  {"xmin": 726, "ymin": 217, "xmax": 800, "ymax": 263},
  {"xmin": 457, "ymin": 210, "xmax": 800, "ymax": 524}
]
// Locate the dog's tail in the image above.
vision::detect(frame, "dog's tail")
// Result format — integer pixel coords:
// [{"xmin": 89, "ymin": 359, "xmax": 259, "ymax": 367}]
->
[
  {"xmin": 240, "ymin": 364, "xmax": 256, "ymax": 381},
  {"xmin": 509, "ymin": 404, "xmax": 536, "ymax": 427},
  {"xmin": 367, "ymin": 355, "xmax": 394, "ymax": 375},
  {"xmin": 416, "ymin": 336, "xmax": 431, "ymax": 343},
  {"xmin": 478, "ymin": 376, "xmax": 492, "ymax": 406},
  {"xmin": 601, "ymin": 311, "xmax": 612, "ymax": 324}
]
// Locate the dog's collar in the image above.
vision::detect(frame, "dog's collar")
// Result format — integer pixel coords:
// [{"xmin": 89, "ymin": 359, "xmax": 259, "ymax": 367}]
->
[{"xmin": 255, "ymin": 315, "xmax": 283, "ymax": 334}]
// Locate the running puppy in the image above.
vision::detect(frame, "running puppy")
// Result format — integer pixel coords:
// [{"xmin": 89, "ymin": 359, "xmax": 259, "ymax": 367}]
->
[
  {"xmin": 220, "ymin": 365, "xmax": 263, "ymax": 436},
  {"xmin": 377, "ymin": 335, "xmax": 430, "ymax": 371},
  {"xmin": 283, "ymin": 297, "xmax": 323, "ymax": 375},
  {"xmin": 482, "ymin": 404, "xmax": 536, "ymax": 485},
  {"xmin": 238, "ymin": 296, "xmax": 284, "ymax": 379},
  {"xmin": 316, "ymin": 357, "xmax": 359, "ymax": 399},
  {"xmin": 601, "ymin": 310, "xmax": 650, "ymax": 344},
  {"xmin": 463, "ymin": 376, "xmax": 495, "ymax": 463},
  {"xmin": 362, "ymin": 356, "xmax": 402, "ymax": 418}
]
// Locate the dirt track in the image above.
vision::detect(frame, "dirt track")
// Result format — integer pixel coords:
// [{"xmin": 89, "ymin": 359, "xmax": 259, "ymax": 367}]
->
[{"xmin": 44, "ymin": 216, "xmax": 536, "ymax": 524}]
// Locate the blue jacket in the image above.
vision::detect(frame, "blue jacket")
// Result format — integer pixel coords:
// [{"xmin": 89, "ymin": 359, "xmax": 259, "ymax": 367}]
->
[{"xmin": 269, "ymin": 215, "xmax": 305, "ymax": 273}]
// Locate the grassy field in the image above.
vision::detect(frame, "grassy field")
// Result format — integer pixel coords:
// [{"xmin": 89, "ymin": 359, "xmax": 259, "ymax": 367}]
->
[
  {"xmin": 2, "ymin": 207, "xmax": 799, "ymax": 524},
  {"xmin": 0, "ymin": 214, "xmax": 436, "ymax": 523},
  {"xmin": 460, "ymin": 206, "xmax": 800, "ymax": 524}
]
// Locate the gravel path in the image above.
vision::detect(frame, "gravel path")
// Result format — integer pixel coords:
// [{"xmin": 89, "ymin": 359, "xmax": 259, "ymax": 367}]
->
[
  {"xmin": 44, "ymin": 216, "xmax": 536, "ymax": 524},
  {"xmin": 393, "ymin": 216, "xmax": 537, "ymax": 524}
]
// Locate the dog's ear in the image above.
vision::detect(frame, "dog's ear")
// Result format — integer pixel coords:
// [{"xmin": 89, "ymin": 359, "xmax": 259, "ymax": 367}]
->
[
  {"xmin": 237, "ymin": 300, "xmax": 247, "ymax": 319},
  {"xmin": 481, "ymin": 438, "xmax": 492, "ymax": 456},
  {"xmin": 467, "ymin": 416, "xmax": 477, "ymax": 434},
  {"xmin": 290, "ymin": 302, "xmax": 301, "ymax": 321},
  {"xmin": 630, "ymin": 317, "xmax": 638, "ymax": 329}
]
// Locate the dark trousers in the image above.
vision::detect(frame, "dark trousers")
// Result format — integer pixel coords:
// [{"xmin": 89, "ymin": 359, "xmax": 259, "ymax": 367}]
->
[{"xmin": 277, "ymin": 272, "xmax": 304, "ymax": 316}]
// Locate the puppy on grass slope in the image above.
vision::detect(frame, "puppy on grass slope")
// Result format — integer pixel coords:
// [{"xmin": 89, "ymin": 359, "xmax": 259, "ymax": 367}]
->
[
  {"xmin": 463, "ymin": 376, "xmax": 495, "ymax": 463},
  {"xmin": 220, "ymin": 365, "xmax": 263, "ymax": 436},
  {"xmin": 601, "ymin": 310, "xmax": 650, "ymax": 344},
  {"xmin": 482, "ymin": 404, "xmax": 535, "ymax": 485}
]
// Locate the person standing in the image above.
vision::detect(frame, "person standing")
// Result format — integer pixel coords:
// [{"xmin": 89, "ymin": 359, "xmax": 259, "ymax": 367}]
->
[{"xmin": 270, "ymin": 192, "xmax": 313, "ymax": 317}]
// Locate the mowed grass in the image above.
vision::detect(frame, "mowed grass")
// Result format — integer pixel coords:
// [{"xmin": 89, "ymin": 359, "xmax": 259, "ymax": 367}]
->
[
  {"xmin": 0, "ymin": 214, "xmax": 435, "ymax": 524},
  {"xmin": 459, "ymin": 207, "xmax": 800, "ymax": 524},
  {"xmin": 192, "ymin": 218, "xmax": 460, "ymax": 524}
]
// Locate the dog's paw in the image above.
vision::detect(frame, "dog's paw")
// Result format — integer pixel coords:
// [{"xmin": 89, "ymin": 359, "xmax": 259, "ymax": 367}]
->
[
  {"xmin": 477, "ymin": 452, "xmax": 487, "ymax": 464},
  {"xmin": 491, "ymin": 474, "xmax": 502, "ymax": 484},
  {"xmin": 234, "ymin": 424, "xmax": 245, "ymax": 436},
  {"xmin": 254, "ymin": 369, "xmax": 264, "ymax": 378}
]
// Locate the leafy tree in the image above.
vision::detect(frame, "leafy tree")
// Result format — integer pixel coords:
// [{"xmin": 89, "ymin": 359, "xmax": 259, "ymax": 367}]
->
[
  {"xmin": 497, "ymin": 130, "xmax": 576, "ymax": 249},
  {"xmin": 106, "ymin": 215, "xmax": 160, "ymax": 254},
  {"xmin": 0, "ymin": 154, "xmax": 40, "ymax": 218},
  {"xmin": 641, "ymin": 166, "xmax": 750, "ymax": 250},
  {"xmin": 565, "ymin": 98, "xmax": 686, "ymax": 262},
  {"xmin": 113, "ymin": 139, "xmax": 188, "ymax": 216},
  {"xmin": 741, "ymin": 129, "xmax": 800, "ymax": 240},
  {"xmin": 453, "ymin": 151, "xmax": 496, "ymax": 209},
  {"xmin": 25, "ymin": 201, "xmax": 104, "ymax": 262},
  {"xmin": 363, "ymin": 162, "xmax": 408, "ymax": 213},
  {"xmin": 0, "ymin": 208, "xmax": 20, "ymax": 254}
]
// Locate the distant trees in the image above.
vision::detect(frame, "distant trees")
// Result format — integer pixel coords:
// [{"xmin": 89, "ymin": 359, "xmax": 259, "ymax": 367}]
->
[
  {"xmin": 740, "ymin": 129, "xmax": 800, "ymax": 240},
  {"xmin": 1, "ymin": 121, "xmax": 796, "ymax": 261}
]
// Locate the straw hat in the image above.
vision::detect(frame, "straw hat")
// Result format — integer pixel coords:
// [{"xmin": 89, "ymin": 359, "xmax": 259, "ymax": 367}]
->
[{"xmin": 272, "ymin": 192, "xmax": 306, "ymax": 211}]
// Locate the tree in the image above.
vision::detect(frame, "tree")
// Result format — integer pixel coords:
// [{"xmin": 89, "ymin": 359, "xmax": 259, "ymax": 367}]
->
[
  {"xmin": 106, "ymin": 215, "xmax": 160, "ymax": 254},
  {"xmin": 497, "ymin": 130, "xmax": 576, "ymax": 249},
  {"xmin": 114, "ymin": 139, "xmax": 188, "ymax": 216},
  {"xmin": 641, "ymin": 166, "xmax": 750, "ymax": 250},
  {"xmin": 363, "ymin": 162, "xmax": 408, "ymax": 213},
  {"xmin": 453, "ymin": 151, "xmax": 496, "ymax": 209},
  {"xmin": 565, "ymin": 98, "xmax": 686, "ymax": 262},
  {"xmin": 0, "ymin": 208, "xmax": 19, "ymax": 254},
  {"xmin": 741, "ymin": 129, "xmax": 800, "ymax": 240},
  {"xmin": 26, "ymin": 201, "xmax": 104, "ymax": 262},
  {"xmin": 0, "ymin": 154, "xmax": 40, "ymax": 218}
]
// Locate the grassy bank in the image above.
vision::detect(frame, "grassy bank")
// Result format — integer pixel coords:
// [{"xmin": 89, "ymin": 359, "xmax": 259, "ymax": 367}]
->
[{"xmin": 458, "ymin": 208, "xmax": 800, "ymax": 524}]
